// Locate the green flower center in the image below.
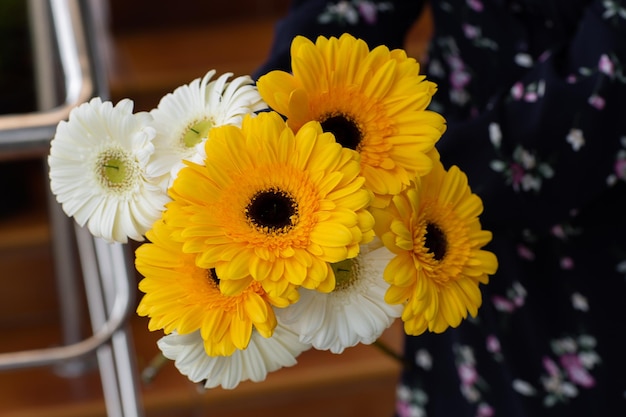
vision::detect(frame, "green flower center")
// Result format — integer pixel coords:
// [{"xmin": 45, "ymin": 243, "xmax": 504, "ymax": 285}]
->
[
  {"xmin": 183, "ymin": 119, "xmax": 213, "ymax": 148},
  {"xmin": 246, "ymin": 188, "xmax": 298, "ymax": 232},
  {"xmin": 425, "ymin": 222, "xmax": 447, "ymax": 261},
  {"xmin": 331, "ymin": 258, "xmax": 357, "ymax": 291},
  {"xmin": 97, "ymin": 148, "xmax": 137, "ymax": 190},
  {"xmin": 103, "ymin": 158, "xmax": 126, "ymax": 184},
  {"xmin": 320, "ymin": 113, "xmax": 362, "ymax": 151}
]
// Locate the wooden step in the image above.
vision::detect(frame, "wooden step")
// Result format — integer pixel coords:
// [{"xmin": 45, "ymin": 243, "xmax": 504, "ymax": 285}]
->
[
  {"xmin": 107, "ymin": 16, "xmax": 282, "ymax": 111},
  {"xmin": 0, "ymin": 312, "xmax": 404, "ymax": 417},
  {"xmin": 107, "ymin": 5, "xmax": 432, "ymax": 111}
]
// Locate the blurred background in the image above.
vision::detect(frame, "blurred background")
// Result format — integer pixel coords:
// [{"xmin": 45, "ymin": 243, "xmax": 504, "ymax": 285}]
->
[{"xmin": 0, "ymin": 1, "xmax": 430, "ymax": 416}]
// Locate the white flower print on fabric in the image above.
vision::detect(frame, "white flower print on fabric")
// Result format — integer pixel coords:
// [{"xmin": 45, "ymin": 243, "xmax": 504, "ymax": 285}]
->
[
  {"xmin": 600, "ymin": 52, "xmax": 626, "ymax": 82},
  {"xmin": 414, "ymin": 348, "xmax": 433, "ymax": 370},
  {"xmin": 454, "ymin": 0, "xmax": 497, "ymax": 50},
  {"xmin": 571, "ymin": 292, "xmax": 589, "ymax": 312},
  {"xmin": 566, "ymin": 128, "xmax": 585, "ymax": 151},
  {"xmin": 538, "ymin": 334, "xmax": 601, "ymax": 407},
  {"xmin": 461, "ymin": 23, "xmax": 498, "ymax": 50},
  {"xmin": 453, "ymin": 344, "xmax": 491, "ymax": 407},
  {"xmin": 317, "ymin": 0, "xmax": 394, "ymax": 25},
  {"xmin": 541, "ymin": 356, "xmax": 579, "ymax": 407},
  {"xmin": 396, "ymin": 383, "xmax": 429, "ymax": 417},
  {"xmin": 512, "ymin": 378, "xmax": 538, "ymax": 396},
  {"xmin": 513, "ymin": 333, "xmax": 602, "ymax": 408},
  {"xmin": 488, "ymin": 122, "xmax": 502, "ymax": 148},
  {"xmin": 490, "ymin": 145, "xmax": 554, "ymax": 192},
  {"xmin": 491, "ymin": 281, "xmax": 527, "ymax": 313},
  {"xmin": 433, "ymin": 37, "xmax": 473, "ymax": 106},
  {"xmin": 489, "ymin": 134, "xmax": 558, "ymax": 193},
  {"xmin": 514, "ymin": 53, "xmax": 534, "ymax": 68},
  {"xmin": 602, "ymin": 0, "xmax": 626, "ymax": 21},
  {"xmin": 576, "ymin": 52, "xmax": 626, "ymax": 110}
]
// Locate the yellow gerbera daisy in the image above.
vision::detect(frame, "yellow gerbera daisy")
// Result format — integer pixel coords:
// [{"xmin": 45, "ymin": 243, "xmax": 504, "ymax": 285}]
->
[
  {"xmin": 372, "ymin": 159, "xmax": 498, "ymax": 336},
  {"xmin": 136, "ymin": 219, "xmax": 292, "ymax": 357},
  {"xmin": 165, "ymin": 111, "xmax": 374, "ymax": 299},
  {"xmin": 257, "ymin": 33, "xmax": 446, "ymax": 207}
]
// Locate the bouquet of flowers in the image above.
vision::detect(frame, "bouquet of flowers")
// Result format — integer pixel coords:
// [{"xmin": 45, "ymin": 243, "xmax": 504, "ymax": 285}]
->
[{"xmin": 47, "ymin": 33, "xmax": 497, "ymax": 390}]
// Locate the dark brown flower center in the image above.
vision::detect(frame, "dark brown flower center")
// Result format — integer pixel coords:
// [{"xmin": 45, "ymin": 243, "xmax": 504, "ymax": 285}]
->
[
  {"xmin": 246, "ymin": 189, "xmax": 298, "ymax": 231},
  {"xmin": 320, "ymin": 114, "xmax": 362, "ymax": 151},
  {"xmin": 425, "ymin": 222, "xmax": 447, "ymax": 261},
  {"xmin": 208, "ymin": 268, "xmax": 220, "ymax": 286}
]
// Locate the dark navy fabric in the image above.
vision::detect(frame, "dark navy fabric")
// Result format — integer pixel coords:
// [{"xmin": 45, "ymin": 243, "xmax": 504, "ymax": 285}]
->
[{"xmin": 256, "ymin": 1, "xmax": 626, "ymax": 415}]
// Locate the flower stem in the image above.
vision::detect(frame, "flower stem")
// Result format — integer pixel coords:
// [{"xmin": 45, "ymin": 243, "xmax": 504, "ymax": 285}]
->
[
  {"xmin": 372, "ymin": 339, "xmax": 406, "ymax": 365},
  {"xmin": 141, "ymin": 352, "xmax": 168, "ymax": 384}
]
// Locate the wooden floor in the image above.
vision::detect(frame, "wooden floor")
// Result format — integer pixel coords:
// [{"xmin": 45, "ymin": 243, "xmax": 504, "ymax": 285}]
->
[
  {"xmin": 0, "ymin": 233, "xmax": 404, "ymax": 417},
  {"xmin": 0, "ymin": 3, "xmax": 433, "ymax": 416},
  {"xmin": 0, "ymin": 178, "xmax": 405, "ymax": 417}
]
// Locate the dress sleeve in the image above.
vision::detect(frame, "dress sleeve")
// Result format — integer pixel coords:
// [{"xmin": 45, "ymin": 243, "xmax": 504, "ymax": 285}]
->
[
  {"xmin": 437, "ymin": 0, "xmax": 626, "ymax": 232},
  {"xmin": 253, "ymin": 0, "xmax": 427, "ymax": 77}
]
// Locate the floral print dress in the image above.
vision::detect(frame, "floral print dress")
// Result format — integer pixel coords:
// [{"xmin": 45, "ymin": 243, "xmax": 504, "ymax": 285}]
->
[{"xmin": 256, "ymin": 1, "xmax": 626, "ymax": 416}]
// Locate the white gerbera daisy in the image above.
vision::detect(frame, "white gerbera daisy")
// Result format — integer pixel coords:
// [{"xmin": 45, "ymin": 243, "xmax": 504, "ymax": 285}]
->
[
  {"xmin": 148, "ymin": 70, "xmax": 268, "ymax": 184},
  {"xmin": 157, "ymin": 324, "xmax": 310, "ymax": 390},
  {"xmin": 48, "ymin": 97, "xmax": 169, "ymax": 243},
  {"xmin": 276, "ymin": 239, "xmax": 402, "ymax": 354}
]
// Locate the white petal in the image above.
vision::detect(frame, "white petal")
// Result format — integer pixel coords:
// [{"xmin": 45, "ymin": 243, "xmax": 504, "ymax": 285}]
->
[
  {"xmin": 277, "ymin": 239, "xmax": 402, "ymax": 354},
  {"xmin": 48, "ymin": 97, "xmax": 164, "ymax": 243},
  {"xmin": 157, "ymin": 323, "xmax": 310, "ymax": 390},
  {"xmin": 149, "ymin": 70, "xmax": 268, "ymax": 181}
]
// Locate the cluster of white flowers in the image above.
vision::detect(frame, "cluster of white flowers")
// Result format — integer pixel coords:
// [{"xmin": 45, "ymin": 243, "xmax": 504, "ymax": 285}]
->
[{"xmin": 49, "ymin": 71, "xmax": 266, "ymax": 244}]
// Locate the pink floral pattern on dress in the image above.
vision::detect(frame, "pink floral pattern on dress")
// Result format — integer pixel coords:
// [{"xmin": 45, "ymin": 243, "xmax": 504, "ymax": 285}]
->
[{"xmin": 309, "ymin": 0, "xmax": 626, "ymax": 415}]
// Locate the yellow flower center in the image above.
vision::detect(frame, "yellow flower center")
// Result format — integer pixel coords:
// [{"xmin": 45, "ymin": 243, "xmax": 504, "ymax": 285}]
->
[{"xmin": 182, "ymin": 119, "xmax": 213, "ymax": 148}]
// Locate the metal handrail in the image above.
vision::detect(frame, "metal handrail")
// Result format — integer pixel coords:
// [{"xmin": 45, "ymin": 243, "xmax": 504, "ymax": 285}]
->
[
  {"xmin": 0, "ymin": 0, "xmax": 135, "ymax": 372},
  {"xmin": 0, "ymin": 0, "xmax": 93, "ymax": 153},
  {"xmin": 0, "ymin": 226, "xmax": 134, "ymax": 371}
]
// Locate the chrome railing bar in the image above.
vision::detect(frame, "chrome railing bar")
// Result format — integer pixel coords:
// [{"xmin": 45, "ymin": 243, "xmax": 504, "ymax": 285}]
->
[
  {"xmin": 30, "ymin": 0, "xmax": 87, "ymax": 361},
  {"xmin": 83, "ymin": 228, "xmax": 127, "ymax": 417},
  {"xmin": 0, "ymin": 0, "xmax": 93, "ymax": 144},
  {"xmin": 93, "ymin": 236, "xmax": 144, "ymax": 417},
  {"xmin": 0, "ymin": 226, "xmax": 134, "ymax": 371},
  {"xmin": 50, "ymin": 0, "xmax": 86, "ymax": 107}
]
